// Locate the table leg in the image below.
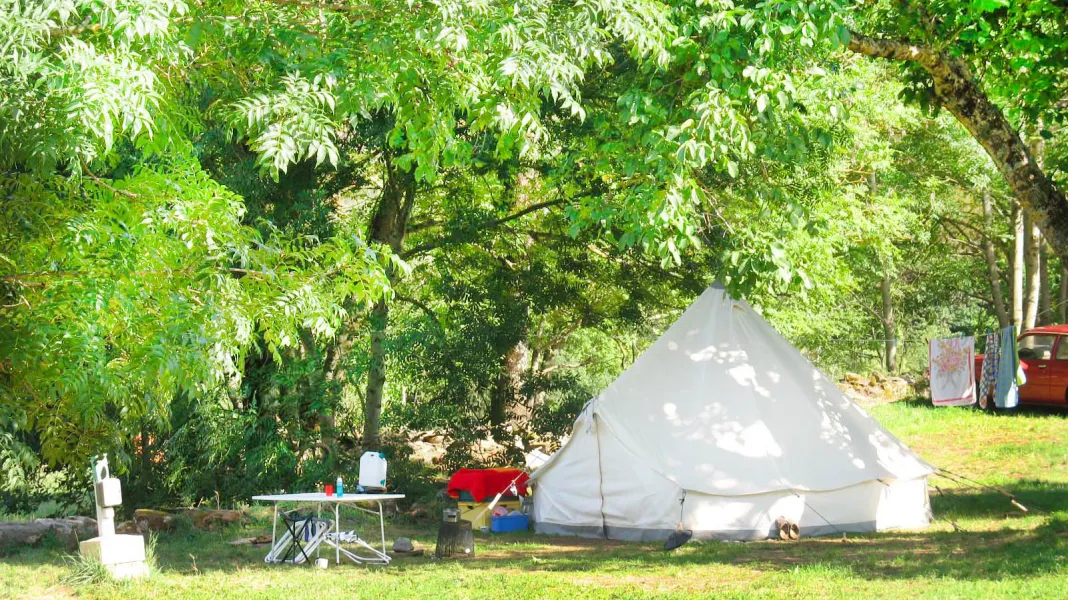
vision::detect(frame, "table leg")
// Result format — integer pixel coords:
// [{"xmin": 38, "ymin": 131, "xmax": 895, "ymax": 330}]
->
[
  {"xmin": 335, "ymin": 503, "xmax": 340, "ymax": 565},
  {"xmin": 317, "ymin": 503, "xmax": 322, "ymax": 560},
  {"xmin": 271, "ymin": 504, "xmax": 278, "ymax": 548},
  {"xmin": 378, "ymin": 501, "xmax": 387, "ymax": 560}
]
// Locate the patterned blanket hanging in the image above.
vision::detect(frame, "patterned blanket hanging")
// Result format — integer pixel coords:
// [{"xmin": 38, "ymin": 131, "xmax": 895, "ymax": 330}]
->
[{"xmin": 929, "ymin": 336, "xmax": 976, "ymax": 406}]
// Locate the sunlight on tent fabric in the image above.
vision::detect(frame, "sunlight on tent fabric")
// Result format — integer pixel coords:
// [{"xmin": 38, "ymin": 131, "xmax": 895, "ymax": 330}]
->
[
  {"xmin": 688, "ymin": 346, "xmax": 744, "ymax": 363},
  {"xmin": 531, "ymin": 282, "xmax": 934, "ymax": 541},
  {"xmin": 727, "ymin": 364, "xmax": 772, "ymax": 397},
  {"xmin": 714, "ymin": 421, "xmax": 783, "ymax": 458}
]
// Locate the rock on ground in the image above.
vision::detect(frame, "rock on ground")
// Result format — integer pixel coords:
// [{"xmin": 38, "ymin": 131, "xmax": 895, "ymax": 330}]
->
[
  {"xmin": 837, "ymin": 372, "xmax": 917, "ymax": 406},
  {"xmin": 176, "ymin": 508, "xmax": 246, "ymax": 530},
  {"xmin": 0, "ymin": 517, "xmax": 97, "ymax": 551},
  {"xmin": 134, "ymin": 508, "xmax": 177, "ymax": 533},
  {"xmin": 392, "ymin": 537, "xmax": 415, "ymax": 552}
]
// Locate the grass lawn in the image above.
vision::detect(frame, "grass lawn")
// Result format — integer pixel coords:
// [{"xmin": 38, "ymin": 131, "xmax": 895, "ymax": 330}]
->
[{"xmin": 2, "ymin": 400, "xmax": 1066, "ymax": 599}]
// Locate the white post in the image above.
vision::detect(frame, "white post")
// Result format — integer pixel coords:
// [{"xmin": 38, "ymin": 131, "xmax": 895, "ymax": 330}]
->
[
  {"xmin": 91, "ymin": 456, "xmax": 116, "ymax": 537},
  {"xmin": 79, "ymin": 454, "xmax": 148, "ymax": 580}
]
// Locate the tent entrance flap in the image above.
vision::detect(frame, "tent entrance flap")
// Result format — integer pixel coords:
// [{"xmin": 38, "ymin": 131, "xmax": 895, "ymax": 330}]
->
[{"xmin": 593, "ymin": 412, "xmax": 607, "ymax": 540}]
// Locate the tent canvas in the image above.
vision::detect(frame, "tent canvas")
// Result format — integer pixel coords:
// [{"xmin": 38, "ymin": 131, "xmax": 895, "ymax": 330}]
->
[{"xmin": 530, "ymin": 283, "xmax": 933, "ymax": 541}]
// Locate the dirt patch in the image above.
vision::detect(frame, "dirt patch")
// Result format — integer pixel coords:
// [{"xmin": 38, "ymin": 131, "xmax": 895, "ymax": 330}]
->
[
  {"xmin": 472, "ymin": 536, "xmax": 633, "ymax": 559},
  {"xmin": 568, "ymin": 570, "xmax": 751, "ymax": 592},
  {"xmin": 29, "ymin": 586, "xmax": 76, "ymax": 600}
]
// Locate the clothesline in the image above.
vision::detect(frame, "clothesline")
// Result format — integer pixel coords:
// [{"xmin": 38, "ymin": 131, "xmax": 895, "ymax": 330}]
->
[
  {"xmin": 820, "ymin": 331, "xmax": 1007, "ymax": 344},
  {"xmin": 818, "ymin": 338, "xmax": 921, "ymax": 343}
]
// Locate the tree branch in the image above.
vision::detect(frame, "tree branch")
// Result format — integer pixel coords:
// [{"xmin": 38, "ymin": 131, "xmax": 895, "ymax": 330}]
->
[
  {"xmin": 847, "ymin": 29, "xmax": 1068, "ymax": 267},
  {"xmin": 261, "ymin": 0, "xmax": 374, "ymax": 12},
  {"xmin": 406, "ymin": 219, "xmax": 441, "ymax": 233},
  {"xmin": 540, "ymin": 359, "xmax": 593, "ymax": 376},
  {"xmin": 401, "ymin": 198, "xmax": 568, "ymax": 258},
  {"xmin": 851, "ymin": 292, "xmax": 886, "ymax": 324},
  {"xmin": 847, "ymin": 32, "xmax": 938, "ymax": 67},
  {"xmin": 83, "ymin": 164, "xmax": 138, "ymax": 199},
  {"xmin": 394, "ymin": 293, "xmax": 443, "ymax": 331},
  {"xmin": 2, "ymin": 266, "xmax": 321, "ymax": 287}
]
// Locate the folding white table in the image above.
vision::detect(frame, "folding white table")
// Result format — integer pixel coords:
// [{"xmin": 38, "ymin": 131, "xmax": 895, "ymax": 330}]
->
[{"xmin": 252, "ymin": 492, "xmax": 405, "ymax": 565}]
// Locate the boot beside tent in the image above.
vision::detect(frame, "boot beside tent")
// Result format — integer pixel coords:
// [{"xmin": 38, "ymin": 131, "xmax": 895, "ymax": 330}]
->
[{"xmin": 530, "ymin": 283, "xmax": 933, "ymax": 541}]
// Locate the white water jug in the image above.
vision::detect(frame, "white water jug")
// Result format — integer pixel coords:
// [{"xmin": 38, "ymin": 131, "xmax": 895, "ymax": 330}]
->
[{"xmin": 358, "ymin": 451, "xmax": 388, "ymax": 491}]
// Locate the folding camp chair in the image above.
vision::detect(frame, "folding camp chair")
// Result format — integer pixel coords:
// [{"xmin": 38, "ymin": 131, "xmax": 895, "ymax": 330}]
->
[{"xmin": 264, "ymin": 510, "xmax": 332, "ymax": 564}]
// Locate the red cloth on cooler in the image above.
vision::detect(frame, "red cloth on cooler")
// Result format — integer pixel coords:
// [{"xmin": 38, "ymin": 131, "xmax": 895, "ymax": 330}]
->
[{"xmin": 446, "ymin": 468, "xmax": 530, "ymax": 502}]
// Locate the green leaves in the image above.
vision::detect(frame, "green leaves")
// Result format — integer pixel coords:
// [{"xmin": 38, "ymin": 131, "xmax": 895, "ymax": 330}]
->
[
  {"xmin": 0, "ymin": 157, "xmax": 391, "ymax": 464},
  {"xmin": 0, "ymin": 0, "xmax": 185, "ymax": 172},
  {"xmin": 230, "ymin": 74, "xmax": 341, "ymax": 179},
  {"xmin": 972, "ymin": 0, "xmax": 1010, "ymax": 13},
  {"xmin": 857, "ymin": 0, "xmax": 1068, "ymax": 127}
]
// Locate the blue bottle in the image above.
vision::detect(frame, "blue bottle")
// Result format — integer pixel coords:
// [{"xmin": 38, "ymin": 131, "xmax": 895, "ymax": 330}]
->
[{"xmin": 336, "ymin": 476, "xmax": 344, "ymax": 497}]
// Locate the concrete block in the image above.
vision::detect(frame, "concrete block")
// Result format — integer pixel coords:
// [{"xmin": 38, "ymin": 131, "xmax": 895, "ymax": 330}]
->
[
  {"xmin": 79, "ymin": 534, "xmax": 146, "ymax": 565},
  {"xmin": 105, "ymin": 560, "xmax": 150, "ymax": 580}
]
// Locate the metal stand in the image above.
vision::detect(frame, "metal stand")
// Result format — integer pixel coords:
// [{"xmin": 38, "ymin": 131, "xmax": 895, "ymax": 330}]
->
[
  {"xmin": 320, "ymin": 500, "xmax": 392, "ymax": 565},
  {"xmin": 256, "ymin": 496, "xmax": 398, "ymax": 566}
]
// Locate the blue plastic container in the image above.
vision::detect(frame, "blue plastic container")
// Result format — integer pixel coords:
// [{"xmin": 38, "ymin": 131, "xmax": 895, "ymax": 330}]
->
[{"xmin": 490, "ymin": 513, "xmax": 529, "ymax": 533}]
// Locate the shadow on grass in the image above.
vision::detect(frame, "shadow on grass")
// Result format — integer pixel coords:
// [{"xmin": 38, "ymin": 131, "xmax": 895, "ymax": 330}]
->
[
  {"xmin": 893, "ymin": 396, "xmax": 1067, "ymax": 417},
  {"xmin": 453, "ymin": 517, "xmax": 1068, "ymax": 582},
  {"xmin": 931, "ymin": 480, "xmax": 1068, "ymax": 519},
  {"xmin": 0, "ymin": 541, "xmax": 75, "ymax": 567},
  {"xmin": 140, "ymin": 505, "xmax": 1068, "ymax": 585}
]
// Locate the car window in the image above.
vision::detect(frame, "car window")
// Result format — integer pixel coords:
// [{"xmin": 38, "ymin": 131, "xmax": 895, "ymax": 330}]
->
[
  {"xmin": 1056, "ymin": 337, "xmax": 1068, "ymax": 360},
  {"xmin": 1019, "ymin": 335, "xmax": 1056, "ymax": 360}
]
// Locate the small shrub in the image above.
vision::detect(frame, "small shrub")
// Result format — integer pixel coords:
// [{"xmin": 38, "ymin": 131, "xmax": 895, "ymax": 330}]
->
[
  {"xmin": 62, "ymin": 552, "xmax": 111, "ymax": 586},
  {"xmin": 30, "ymin": 499, "xmax": 64, "ymax": 519},
  {"xmin": 145, "ymin": 532, "xmax": 159, "ymax": 572},
  {"xmin": 170, "ymin": 512, "xmax": 196, "ymax": 537}
]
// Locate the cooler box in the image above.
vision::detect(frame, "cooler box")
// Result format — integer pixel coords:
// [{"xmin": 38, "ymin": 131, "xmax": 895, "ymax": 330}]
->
[
  {"xmin": 459, "ymin": 498, "xmax": 521, "ymax": 530},
  {"xmin": 490, "ymin": 513, "xmax": 528, "ymax": 533}
]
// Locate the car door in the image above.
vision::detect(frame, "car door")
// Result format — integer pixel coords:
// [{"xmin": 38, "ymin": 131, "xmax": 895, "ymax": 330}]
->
[
  {"xmin": 1017, "ymin": 334, "xmax": 1056, "ymax": 402},
  {"xmin": 1045, "ymin": 335, "xmax": 1068, "ymax": 404}
]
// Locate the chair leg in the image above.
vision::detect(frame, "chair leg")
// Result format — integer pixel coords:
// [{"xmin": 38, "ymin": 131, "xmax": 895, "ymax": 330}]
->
[{"xmin": 281, "ymin": 518, "xmax": 314, "ymax": 564}]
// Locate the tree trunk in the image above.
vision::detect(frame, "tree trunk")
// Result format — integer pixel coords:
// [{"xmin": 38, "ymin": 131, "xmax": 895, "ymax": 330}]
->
[
  {"xmin": 981, "ymin": 192, "xmax": 1010, "ymax": 328},
  {"xmin": 489, "ymin": 342, "xmax": 530, "ymax": 428},
  {"xmin": 1024, "ymin": 209, "xmax": 1041, "ymax": 330},
  {"xmin": 361, "ymin": 156, "xmax": 416, "ymax": 449},
  {"xmin": 323, "ymin": 326, "xmax": 355, "ymax": 388},
  {"xmin": 870, "ymin": 171, "xmax": 896, "ymax": 373},
  {"xmin": 881, "ymin": 271, "xmax": 896, "ymax": 373},
  {"xmin": 1061, "ymin": 267, "xmax": 1068, "ymax": 324},
  {"xmin": 363, "ymin": 299, "xmax": 389, "ymax": 448},
  {"xmin": 1012, "ymin": 202, "xmax": 1025, "ymax": 332},
  {"xmin": 847, "ymin": 34, "xmax": 1068, "ymax": 264},
  {"xmin": 1040, "ymin": 240, "xmax": 1052, "ymax": 325}
]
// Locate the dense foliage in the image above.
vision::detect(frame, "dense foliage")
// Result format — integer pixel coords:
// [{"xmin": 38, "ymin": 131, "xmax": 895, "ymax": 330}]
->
[{"xmin": 1, "ymin": 1, "xmax": 1065, "ymax": 513}]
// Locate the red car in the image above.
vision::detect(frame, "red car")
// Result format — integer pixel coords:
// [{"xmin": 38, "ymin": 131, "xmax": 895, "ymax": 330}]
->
[{"xmin": 974, "ymin": 325, "xmax": 1068, "ymax": 408}]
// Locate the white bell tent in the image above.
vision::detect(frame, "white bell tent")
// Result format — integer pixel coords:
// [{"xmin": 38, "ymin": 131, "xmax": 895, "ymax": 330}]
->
[{"xmin": 530, "ymin": 283, "xmax": 933, "ymax": 541}]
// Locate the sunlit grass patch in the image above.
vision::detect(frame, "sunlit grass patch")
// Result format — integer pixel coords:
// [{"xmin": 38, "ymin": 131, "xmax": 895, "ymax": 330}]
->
[{"xmin": 2, "ymin": 401, "xmax": 1065, "ymax": 600}]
